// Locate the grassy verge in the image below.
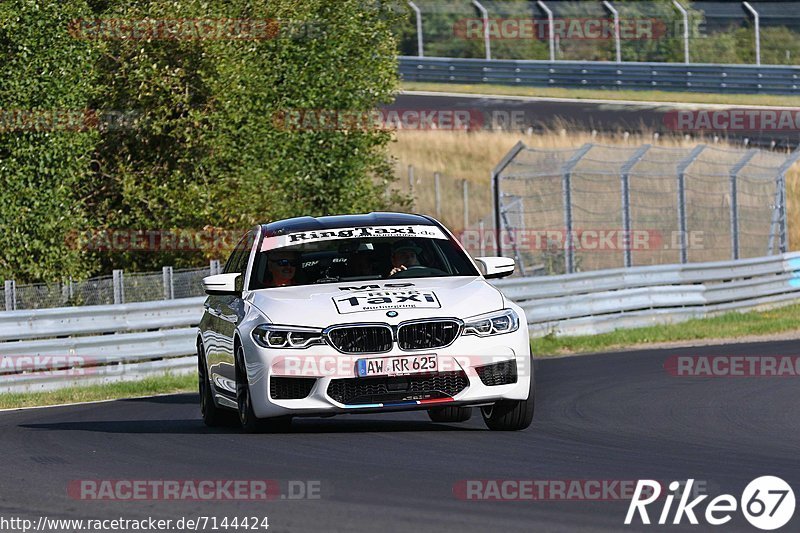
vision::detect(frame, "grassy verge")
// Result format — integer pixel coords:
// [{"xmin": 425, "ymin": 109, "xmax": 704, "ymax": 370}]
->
[
  {"xmin": 0, "ymin": 372, "xmax": 196, "ymax": 410},
  {"xmin": 532, "ymin": 303, "xmax": 800, "ymax": 356},
  {"xmin": 402, "ymin": 81, "xmax": 800, "ymax": 107}
]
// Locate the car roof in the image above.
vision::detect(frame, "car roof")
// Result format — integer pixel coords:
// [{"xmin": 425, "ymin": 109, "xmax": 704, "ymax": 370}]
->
[{"xmin": 260, "ymin": 212, "xmax": 437, "ymax": 237}]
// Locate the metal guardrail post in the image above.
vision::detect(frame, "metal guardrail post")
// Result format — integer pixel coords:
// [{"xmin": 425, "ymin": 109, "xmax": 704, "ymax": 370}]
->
[
  {"xmin": 162, "ymin": 266, "xmax": 174, "ymax": 300},
  {"xmin": 620, "ymin": 145, "xmax": 651, "ymax": 268},
  {"xmin": 407, "ymin": 1, "xmax": 424, "ymax": 58},
  {"xmin": 4, "ymin": 280, "xmax": 16, "ymax": 311},
  {"xmin": 672, "ymin": 0, "xmax": 690, "ymax": 64},
  {"xmin": 602, "ymin": 1, "xmax": 622, "ymax": 63},
  {"xmin": 537, "ymin": 1, "xmax": 555, "ymax": 61},
  {"xmin": 492, "ymin": 141, "xmax": 527, "ymax": 258},
  {"xmin": 471, "ymin": 0, "xmax": 491, "ymax": 60},
  {"xmin": 561, "ymin": 144, "xmax": 594, "ymax": 274},
  {"xmin": 743, "ymin": 2, "xmax": 760, "ymax": 66},
  {"xmin": 729, "ymin": 149, "xmax": 757, "ymax": 260},
  {"xmin": 676, "ymin": 145, "xmax": 706, "ymax": 264},
  {"xmin": 112, "ymin": 269, "xmax": 125, "ymax": 305}
]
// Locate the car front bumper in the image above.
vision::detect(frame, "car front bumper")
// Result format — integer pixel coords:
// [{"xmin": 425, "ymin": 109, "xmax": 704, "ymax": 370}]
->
[{"xmin": 238, "ymin": 327, "xmax": 533, "ymax": 419}]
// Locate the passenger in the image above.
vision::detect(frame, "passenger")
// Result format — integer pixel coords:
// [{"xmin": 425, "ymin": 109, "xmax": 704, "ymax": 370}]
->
[{"xmin": 266, "ymin": 250, "xmax": 300, "ymax": 287}]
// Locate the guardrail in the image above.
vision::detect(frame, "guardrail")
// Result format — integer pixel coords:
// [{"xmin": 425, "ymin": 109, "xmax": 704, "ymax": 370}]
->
[
  {"xmin": 399, "ymin": 56, "xmax": 800, "ymax": 95},
  {"xmin": 495, "ymin": 252, "xmax": 800, "ymax": 336},
  {"xmin": 2, "ymin": 252, "xmax": 799, "ymax": 393}
]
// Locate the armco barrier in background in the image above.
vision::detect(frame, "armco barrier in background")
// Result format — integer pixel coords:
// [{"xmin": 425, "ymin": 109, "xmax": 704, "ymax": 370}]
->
[
  {"xmin": 399, "ymin": 57, "xmax": 800, "ymax": 95},
  {"xmin": 1, "ymin": 253, "xmax": 800, "ymax": 392}
]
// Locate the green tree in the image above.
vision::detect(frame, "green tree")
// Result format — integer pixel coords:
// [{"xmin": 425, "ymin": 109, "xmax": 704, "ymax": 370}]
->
[{"xmin": 0, "ymin": 0, "xmax": 100, "ymax": 283}]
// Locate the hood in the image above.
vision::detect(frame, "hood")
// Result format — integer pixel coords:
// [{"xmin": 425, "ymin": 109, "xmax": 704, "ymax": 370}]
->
[{"xmin": 246, "ymin": 276, "xmax": 504, "ymax": 328}]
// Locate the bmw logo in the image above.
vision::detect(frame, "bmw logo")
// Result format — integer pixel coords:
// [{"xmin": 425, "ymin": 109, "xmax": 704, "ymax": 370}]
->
[{"xmin": 386, "ymin": 311, "xmax": 398, "ymax": 318}]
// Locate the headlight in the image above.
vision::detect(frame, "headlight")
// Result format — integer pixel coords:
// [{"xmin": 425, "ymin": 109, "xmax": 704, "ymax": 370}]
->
[
  {"xmin": 252, "ymin": 324, "xmax": 325, "ymax": 349},
  {"xmin": 462, "ymin": 309, "xmax": 519, "ymax": 337}
]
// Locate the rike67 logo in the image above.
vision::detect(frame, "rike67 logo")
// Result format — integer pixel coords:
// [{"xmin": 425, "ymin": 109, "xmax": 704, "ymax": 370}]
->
[{"xmin": 625, "ymin": 477, "xmax": 795, "ymax": 530}]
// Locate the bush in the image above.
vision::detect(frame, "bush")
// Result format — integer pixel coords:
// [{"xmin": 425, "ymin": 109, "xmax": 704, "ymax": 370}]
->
[{"xmin": 0, "ymin": 0, "xmax": 406, "ymax": 282}]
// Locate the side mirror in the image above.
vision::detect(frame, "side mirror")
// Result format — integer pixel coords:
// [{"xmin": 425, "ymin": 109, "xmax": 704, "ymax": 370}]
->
[
  {"xmin": 203, "ymin": 273, "xmax": 242, "ymax": 296},
  {"xmin": 475, "ymin": 257, "xmax": 515, "ymax": 279}
]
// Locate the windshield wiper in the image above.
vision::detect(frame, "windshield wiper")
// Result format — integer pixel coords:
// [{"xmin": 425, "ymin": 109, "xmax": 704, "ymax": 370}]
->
[{"xmin": 315, "ymin": 276, "xmax": 340, "ymax": 283}]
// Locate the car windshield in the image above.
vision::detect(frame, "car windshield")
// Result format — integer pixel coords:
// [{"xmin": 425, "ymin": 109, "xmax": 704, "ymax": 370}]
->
[{"xmin": 250, "ymin": 232, "xmax": 479, "ymax": 289}]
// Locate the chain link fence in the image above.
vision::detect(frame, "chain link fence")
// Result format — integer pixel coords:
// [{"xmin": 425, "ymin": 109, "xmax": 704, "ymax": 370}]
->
[
  {"xmin": 492, "ymin": 142, "xmax": 799, "ymax": 275},
  {"xmin": 2, "ymin": 262, "xmax": 222, "ymax": 312}
]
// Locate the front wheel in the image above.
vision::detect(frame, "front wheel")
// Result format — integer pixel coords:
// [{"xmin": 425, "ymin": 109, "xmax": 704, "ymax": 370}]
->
[
  {"xmin": 235, "ymin": 345, "xmax": 292, "ymax": 433},
  {"xmin": 481, "ymin": 358, "xmax": 535, "ymax": 431},
  {"xmin": 198, "ymin": 342, "xmax": 236, "ymax": 427}
]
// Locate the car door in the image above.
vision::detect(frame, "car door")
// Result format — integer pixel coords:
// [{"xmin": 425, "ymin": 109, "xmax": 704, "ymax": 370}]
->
[{"xmin": 207, "ymin": 229, "xmax": 257, "ymax": 396}]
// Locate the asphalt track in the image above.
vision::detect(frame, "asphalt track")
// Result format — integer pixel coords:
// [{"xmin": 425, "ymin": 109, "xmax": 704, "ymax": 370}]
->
[
  {"xmin": 2, "ymin": 338, "xmax": 798, "ymax": 532},
  {"xmin": 390, "ymin": 92, "xmax": 800, "ymax": 149}
]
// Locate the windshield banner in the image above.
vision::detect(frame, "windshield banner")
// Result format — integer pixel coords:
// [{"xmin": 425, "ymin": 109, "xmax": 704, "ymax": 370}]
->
[{"xmin": 260, "ymin": 225, "xmax": 448, "ymax": 251}]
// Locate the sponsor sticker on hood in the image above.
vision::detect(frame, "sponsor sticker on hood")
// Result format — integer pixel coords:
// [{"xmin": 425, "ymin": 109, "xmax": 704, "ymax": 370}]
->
[
  {"xmin": 261, "ymin": 225, "xmax": 447, "ymax": 251},
  {"xmin": 333, "ymin": 289, "xmax": 441, "ymax": 314}
]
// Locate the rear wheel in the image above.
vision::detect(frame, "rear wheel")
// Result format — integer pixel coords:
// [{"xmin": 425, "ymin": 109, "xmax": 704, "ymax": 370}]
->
[
  {"xmin": 198, "ymin": 342, "xmax": 236, "ymax": 427},
  {"xmin": 427, "ymin": 406, "xmax": 473, "ymax": 423},
  {"xmin": 235, "ymin": 344, "xmax": 292, "ymax": 433},
  {"xmin": 481, "ymin": 358, "xmax": 535, "ymax": 431}
]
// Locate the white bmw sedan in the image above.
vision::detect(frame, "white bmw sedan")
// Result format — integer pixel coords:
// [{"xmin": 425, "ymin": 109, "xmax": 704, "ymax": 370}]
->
[{"xmin": 198, "ymin": 213, "xmax": 534, "ymax": 432}]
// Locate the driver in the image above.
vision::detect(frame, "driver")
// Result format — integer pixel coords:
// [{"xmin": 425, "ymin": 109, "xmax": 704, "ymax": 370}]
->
[{"xmin": 388, "ymin": 240, "xmax": 424, "ymax": 276}]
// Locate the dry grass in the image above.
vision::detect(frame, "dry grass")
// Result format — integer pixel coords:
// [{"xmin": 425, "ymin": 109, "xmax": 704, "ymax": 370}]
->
[{"xmin": 388, "ymin": 129, "xmax": 800, "ymax": 251}]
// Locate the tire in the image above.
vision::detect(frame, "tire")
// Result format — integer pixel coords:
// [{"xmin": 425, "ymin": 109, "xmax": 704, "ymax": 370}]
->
[
  {"xmin": 481, "ymin": 358, "xmax": 535, "ymax": 431},
  {"xmin": 198, "ymin": 342, "xmax": 237, "ymax": 427},
  {"xmin": 427, "ymin": 406, "xmax": 473, "ymax": 423},
  {"xmin": 235, "ymin": 344, "xmax": 292, "ymax": 433}
]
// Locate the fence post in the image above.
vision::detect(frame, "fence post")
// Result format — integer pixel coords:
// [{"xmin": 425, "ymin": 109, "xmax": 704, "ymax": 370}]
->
[
  {"xmin": 162, "ymin": 266, "xmax": 174, "ymax": 300},
  {"xmin": 112, "ymin": 269, "xmax": 125, "ymax": 305},
  {"xmin": 479, "ymin": 219, "xmax": 486, "ymax": 257},
  {"xmin": 4, "ymin": 280, "xmax": 16, "ymax": 311},
  {"xmin": 210, "ymin": 259, "xmax": 221, "ymax": 275},
  {"xmin": 408, "ymin": 1, "xmax": 424, "ymax": 58},
  {"xmin": 743, "ymin": 2, "xmax": 761, "ymax": 66},
  {"xmin": 676, "ymin": 145, "xmax": 706, "ymax": 264},
  {"xmin": 561, "ymin": 143, "xmax": 594, "ymax": 274},
  {"xmin": 620, "ymin": 145, "xmax": 651, "ymax": 268},
  {"xmin": 672, "ymin": 0, "xmax": 690, "ymax": 64},
  {"xmin": 537, "ymin": 1, "xmax": 555, "ymax": 61},
  {"xmin": 463, "ymin": 179, "xmax": 469, "ymax": 230},
  {"xmin": 408, "ymin": 164, "xmax": 415, "ymax": 208},
  {"xmin": 729, "ymin": 149, "xmax": 757, "ymax": 260},
  {"xmin": 602, "ymin": 1, "xmax": 621, "ymax": 63},
  {"xmin": 472, "ymin": 0, "xmax": 491, "ymax": 60},
  {"xmin": 770, "ymin": 147, "xmax": 800, "ymax": 254},
  {"xmin": 492, "ymin": 141, "xmax": 527, "ymax": 258},
  {"xmin": 434, "ymin": 172, "xmax": 441, "ymax": 218}
]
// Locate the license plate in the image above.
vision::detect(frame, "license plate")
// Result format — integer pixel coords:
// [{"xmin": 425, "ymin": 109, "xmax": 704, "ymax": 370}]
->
[{"xmin": 356, "ymin": 354, "xmax": 437, "ymax": 378}]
